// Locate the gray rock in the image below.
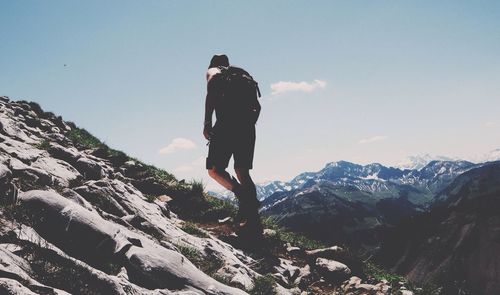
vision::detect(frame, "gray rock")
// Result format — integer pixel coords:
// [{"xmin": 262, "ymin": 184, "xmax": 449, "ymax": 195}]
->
[
  {"xmin": 9, "ymin": 158, "xmax": 53, "ymax": 187},
  {"xmin": 19, "ymin": 190, "xmax": 133, "ymax": 258},
  {"xmin": 273, "ymin": 258, "xmax": 301, "ymax": 285},
  {"xmin": 0, "ymin": 163, "xmax": 12, "ymax": 187},
  {"xmin": 60, "ymin": 188, "xmax": 95, "ymax": 211},
  {"xmin": 315, "ymin": 258, "xmax": 351, "ymax": 282},
  {"xmin": 31, "ymin": 156, "xmax": 81, "ymax": 186},
  {"xmin": 306, "ymin": 246, "xmax": 344, "ymax": 259},
  {"xmin": 285, "ymin": 243, "xmax": 303, "ymax": 256},
  {"xmin": 0, "ymin": 278, "xmax": 38, "ymax": 295},
  {"xmin": 341, "ymin": 276, "xmax": 391, "ymax": 295},
  {"xmin": 18, "ymin": 190, "xmax": 247, "ymax": 295},
  {"xmin": 75, "ymin": 156, "xmax": 105, "ymax": 180},
  {"xmin": 47, "ymin": 142, "xmax": 80, "ymax": 164},
  {"xmin": 263, "ymin": 228, "xmax": 277, "ymax": 237},
  {"xmin": 74, "ymin": 181, "xmax": 131, "ymax": 216},
  {"xmin": 0, "ymin": 135, "xmax": 43, "ymax": 162}
]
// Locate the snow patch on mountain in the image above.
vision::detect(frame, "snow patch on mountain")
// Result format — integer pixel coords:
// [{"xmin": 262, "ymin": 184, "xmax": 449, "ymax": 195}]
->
[{"xmin": 395, "ymin": 154, "xmax": 457, "ymax": 170}]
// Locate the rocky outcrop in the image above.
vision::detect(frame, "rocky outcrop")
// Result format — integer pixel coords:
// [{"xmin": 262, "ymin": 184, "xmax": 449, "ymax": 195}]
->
[
  {"xmin": 341, "ymin": 276, "xmax": 391, "ymax": 295},
  {"xmin": 0, "ymin": 98, "xmax": 259, "ymax": 294}
]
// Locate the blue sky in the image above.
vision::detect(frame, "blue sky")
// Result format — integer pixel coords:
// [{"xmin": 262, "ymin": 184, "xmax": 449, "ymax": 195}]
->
[{"xmin": 1, "ymin": 1, "xmax": 499, "ymax": 188}]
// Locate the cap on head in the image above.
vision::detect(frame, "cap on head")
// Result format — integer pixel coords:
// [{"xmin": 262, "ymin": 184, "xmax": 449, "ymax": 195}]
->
[{"xmin": 209, "ymin": 54, "xmax": 229, "ymax": 69}]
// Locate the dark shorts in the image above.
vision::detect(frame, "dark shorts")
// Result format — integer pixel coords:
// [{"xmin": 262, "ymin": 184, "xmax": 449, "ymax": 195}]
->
[{"xmin": 206, "ymin": 123, "xmax": 256, "ymax": 170}]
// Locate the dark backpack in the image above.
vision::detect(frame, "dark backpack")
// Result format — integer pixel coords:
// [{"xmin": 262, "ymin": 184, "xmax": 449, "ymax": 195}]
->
[{"xmin": 215, "ymin": 66, "xmax": 261, "ymax": 125}]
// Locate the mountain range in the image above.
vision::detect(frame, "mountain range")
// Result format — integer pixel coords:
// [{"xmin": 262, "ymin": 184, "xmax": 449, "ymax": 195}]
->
[
  {"xmin": 211, "ymin": 151, "xmax": 500, "ymax": 202},
  {"xmin": 256, "ymin": 158, "xmax": 500, "ymax": 251},
  {"xmin": 376, "ymin": 161, "xmax": 500, "ymax": 294}
]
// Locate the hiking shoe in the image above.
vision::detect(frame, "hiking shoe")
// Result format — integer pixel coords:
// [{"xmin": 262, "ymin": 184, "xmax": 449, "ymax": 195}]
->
[
  {"xmin": 236, "ymin": 216, "xmax": 264, "ymax": 241},
  {"xmin": 234, "ymin": 189, "xmax": 261, "ymax": 227}
]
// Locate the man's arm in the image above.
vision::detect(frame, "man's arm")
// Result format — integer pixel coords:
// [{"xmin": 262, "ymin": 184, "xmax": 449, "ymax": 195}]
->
[
  {"xmin": 250, "ymin": 94, "xmax": 261, "ymax": 125},
  {"xmin": 203, "ymin": 74, "xmax": 218, "ymax": 140},
  {"xmin": 203, "ymin": 91, "xmax": 215, "ymax": 140}
]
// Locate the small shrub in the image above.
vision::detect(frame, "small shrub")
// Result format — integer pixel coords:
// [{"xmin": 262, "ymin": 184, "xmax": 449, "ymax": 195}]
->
[
  {"xmin": 34, "ymin": 139, "xmax": 51, "ymax": 150},
  {"xmin": 181, "ymin": 222, "xmax": 209, "ymax": 238},
  {"xmin": 190, "ymin": 179, "xmax": 205, "ymax": 197},
  {"xmin": 67, "ymin": 127, "xmax": 103, "ymax": 149},
  {"xmin": 213, "ymin": 274, "xmax": 232, "ymax": 285},
  {"xmin": 201, "ymin": 195, "xmax": 238, "ymax": 221},
  {"xmin": 363, "ymin": 261, "xmax": 406, "ymax": 284},
  {"xmin": 175, "ymin": 243, "xmax": 223, "ymax": 276},
  {"xmin": 249, "ymin": 274, "xmax": 277, "ymax": 295},
  {"xmin": 176, "ymin": 244, "xmax": 201, "ymax": 261},
  {"xmin": 143, "ymin": 163, "xmax": 177, "ymax": 185},
  {"xmin": 261, "ymin": 217, "xmax": 325, "ymax": 250},
  {"xmin": 144, "ymin": 194, "xmax": 157, "ymax": 203},
  {"xmin": 68, "ymin": 177, "xmax": 84, "ymax": 189},
  {"xmin": 105, "ymin": 147, "xmax": 123, "ymax": 157}
]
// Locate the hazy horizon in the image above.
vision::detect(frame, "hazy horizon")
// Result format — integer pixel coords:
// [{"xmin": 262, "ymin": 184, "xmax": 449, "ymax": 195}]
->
[{"xmin": 1, "ymin": 1, "xmax": 499, "ymax": 190}]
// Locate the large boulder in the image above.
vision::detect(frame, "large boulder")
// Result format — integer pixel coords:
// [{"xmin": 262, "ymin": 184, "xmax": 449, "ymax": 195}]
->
[
  {"xmin": 30, "ymin": 157, "xmax": 81, "ymax": 187},
  {"xmin": 74, "ymin": 180, "xmax": 131, "ymax": 217},
  {"xmin": 75, "ymin": 156, "xmax": 105, "ymax": 180},
  {"xmin": 305, "ymin": 246, "xmax": 344, "ymax": 259},
  {"xmin": 0, "ymin": 278, "xmax": 38, "ymax": 295},
  {"xmin": 47, "ymin": 142, "xmax": 80, "ymax": 165},
  {"xmin": 0, "ymin": 163, "xmax": 12, "ymax": 188},
  {"xmin": 315, "ymin": 258, "xmax": 351, "ymax": 282},
  {"xmin": 17, "ymin": 190, "xmax": 247, "ymax": 295},
  {"xmin": 19, "ymin": 190, "xmax": 133, "ymax": 263},
  {"xmin": 9, "ymin": 158, "xmax": 53, "ymax": 187}
]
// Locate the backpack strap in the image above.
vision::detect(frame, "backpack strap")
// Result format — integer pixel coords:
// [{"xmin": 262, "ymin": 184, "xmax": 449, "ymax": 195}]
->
[
  {"xmin": 255, "ymin": 82, "xmax": 261, "ymax": 98},
  {"xmin": 219, "ymin": 65, "xmax": 261, "ymax": 98}
]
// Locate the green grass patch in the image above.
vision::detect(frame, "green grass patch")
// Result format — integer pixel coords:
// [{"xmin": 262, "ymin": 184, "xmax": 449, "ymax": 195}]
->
[
  {"xmin": 181, "ymin": 222, "xmax": 209, "ymax": 238},
  {"xmin": 261, "ymin": 217, "xmax": 325, "ymax": 250},
  {"xmin": 67, "ymin": 127, "xmax": 104, "ymax": 149},
  {"xmin": 143, "ymin": 194, "xmax": 157, "ymax": 203},
  {"xmin": 249, "ymin": 274, "xmax": 277, "ymax": 295},
  {"xmin": 190, "ymin": 179, "xmax": 205, "ymax": 197},
  {"xmin": 212, "ymin": 274, "xmax": 232, "ymax": 285},
  {"xmin": 143, "ymin": 162, "xmax": 178, "ymax": 185},
  {"xmin": 363, "ymin": 261, "xmax": 406, "ymax": 284},
  {"xmin": 34, "ymin": 139, "xmax": 51, "ymax": 150},
  {"xmin": 175, "ymin": 243, "xmax": 223, "ymax": 276},
  {"xmin": 201, "ymin": 195, "xmax": 238, "ymax": 220},
  {"xmin": 364, "ymin": 262, "xmax": 445, "ymax": 295}
]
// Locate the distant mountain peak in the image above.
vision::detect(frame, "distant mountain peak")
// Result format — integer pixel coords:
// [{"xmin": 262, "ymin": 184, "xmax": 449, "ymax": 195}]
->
[
  {"xmin": 395, "ymin": 154, "xmax": 458, "ymax": 170},
  {"xmin": 471, "ymin": 148, "xmax": 500, "ymax": 163}
]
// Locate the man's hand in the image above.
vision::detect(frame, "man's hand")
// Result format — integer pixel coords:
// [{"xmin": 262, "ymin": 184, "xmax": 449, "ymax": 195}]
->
[{"xmin": 203, "ymin": 124, "xmax": 212, "ymax": 140}]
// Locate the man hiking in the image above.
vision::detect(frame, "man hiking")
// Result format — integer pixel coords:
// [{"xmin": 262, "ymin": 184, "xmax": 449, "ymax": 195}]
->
[{"xmin": 203, "ymin": 54, "xmax": 262, "ymax": 238}]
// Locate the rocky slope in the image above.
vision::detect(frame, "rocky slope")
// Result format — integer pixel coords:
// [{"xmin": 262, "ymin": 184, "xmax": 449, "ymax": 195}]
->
[
  {"xmin": 0, "ymin": 97, "xmax": 414, "ymax": 294},
  {"xmin": 376, "ymin": 161, "xmax": 500, "ymax": 295}
]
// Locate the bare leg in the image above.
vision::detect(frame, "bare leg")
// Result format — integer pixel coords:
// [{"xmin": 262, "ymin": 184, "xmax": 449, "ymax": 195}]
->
[{"xmin": 208, "ymin": 167, "xmax": 240, "ymax": 192}]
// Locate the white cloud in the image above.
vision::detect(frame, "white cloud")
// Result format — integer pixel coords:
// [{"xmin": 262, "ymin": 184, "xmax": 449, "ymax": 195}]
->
[
  {"xmin": 158, "ymin": 138, "xmax": 197, "ymax": 155},
  {"xmin": 358, "ymin": 135, "xmax": 388, "ymax": 144},
  {"xmin": 270, "ymin": 79, "xmax": 327, "ymax": 95}
]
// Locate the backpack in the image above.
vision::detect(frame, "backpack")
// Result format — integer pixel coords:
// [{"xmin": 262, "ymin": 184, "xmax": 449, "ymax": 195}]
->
[{"xmin": 215, "ymin": 66, "xmax": 261, "ymax": 125}]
